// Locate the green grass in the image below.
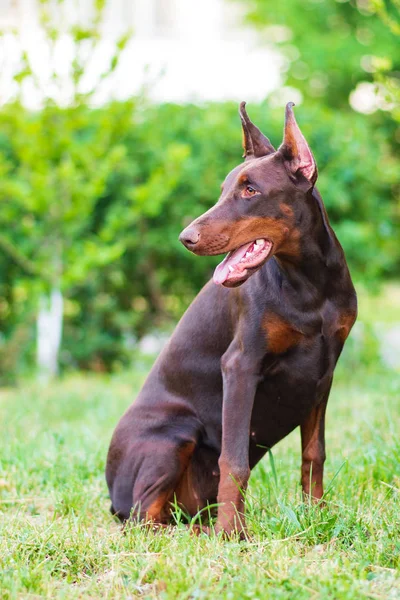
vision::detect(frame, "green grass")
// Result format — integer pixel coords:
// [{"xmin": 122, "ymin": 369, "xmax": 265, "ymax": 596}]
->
[{"xmin": 0, "ymin": 364, "xmax": 399, "ymax": 599}]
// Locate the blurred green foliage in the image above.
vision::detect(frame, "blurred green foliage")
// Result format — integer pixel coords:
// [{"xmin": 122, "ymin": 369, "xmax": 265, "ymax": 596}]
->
[{"xmin": 235, "ymin": 0, "xmax": 400, "ymax": 111}]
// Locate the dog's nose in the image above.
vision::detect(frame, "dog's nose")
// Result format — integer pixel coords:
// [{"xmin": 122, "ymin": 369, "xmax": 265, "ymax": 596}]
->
[{"xmin": 179, "ymin": 226, "xmax": 200, "ymax": 248}]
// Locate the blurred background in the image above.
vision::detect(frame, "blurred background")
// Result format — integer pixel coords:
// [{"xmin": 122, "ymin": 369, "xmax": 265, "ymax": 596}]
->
[{"xmin": 0, "ymin": 0, "xmax": 399, "ymax": 384}]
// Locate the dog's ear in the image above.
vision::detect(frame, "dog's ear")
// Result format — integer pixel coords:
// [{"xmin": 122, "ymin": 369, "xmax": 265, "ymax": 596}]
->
[
  {"xmin": 279, "ymin": 102, "xmax": 317, "ymax": 187},
  {"xmin": 239, "ymin": 102, "xmax": 275, "ymax": 161}
]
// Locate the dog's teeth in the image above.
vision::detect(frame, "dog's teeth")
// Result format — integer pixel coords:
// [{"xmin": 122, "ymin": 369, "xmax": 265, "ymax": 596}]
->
[
  {"xmin": 245, "ymin": 252, "xmax": 251, "ymax": 258},
  {"xmin": 256, "ymin": 239, "xmax": 264, "ymax": 246},
  {"xmin": 228, "ymin": 265, "xmax": 235, "ymax": 272}
]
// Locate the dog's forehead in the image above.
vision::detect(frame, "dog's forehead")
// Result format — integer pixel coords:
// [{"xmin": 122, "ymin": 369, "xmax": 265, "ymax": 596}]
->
[
  {"xmin": 223, "ymin": 154, "xmax": 282, "ymax": 188},
  {"xmin": 244, "ymin": 155, "xmax": 281, "ymax": 180},
  {"xmin": 223, "ymin": 164, "xmax": 246, "ymax": 188}
]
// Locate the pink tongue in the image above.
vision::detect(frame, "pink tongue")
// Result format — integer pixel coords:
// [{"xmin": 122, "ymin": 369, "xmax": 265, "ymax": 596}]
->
[{"xmin": 213, "ymin": 242, "xmax": 253, "ymax": 285}]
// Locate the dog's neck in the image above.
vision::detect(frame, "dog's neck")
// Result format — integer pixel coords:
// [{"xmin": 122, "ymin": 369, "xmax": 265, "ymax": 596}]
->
[{"xmin": 272, "ymin": 188, "xmax": 351, "ymax": 307}]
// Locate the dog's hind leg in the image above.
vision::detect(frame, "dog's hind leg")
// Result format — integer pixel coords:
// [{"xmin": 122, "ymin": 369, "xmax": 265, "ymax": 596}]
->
[
  {"xmin": 134, "ymin": 440, "xmax": 197, "ymax": 523},
  {"xmin": 174, "ymin": 443, "xmax": 220, "ymax": 522},
  {"xmin": 107, "ymin": 403, "xmax": 207, "ymax": 525},
  {"xmin": 107, "ymin": 437, "xmax": 199, "ymax": 525}
]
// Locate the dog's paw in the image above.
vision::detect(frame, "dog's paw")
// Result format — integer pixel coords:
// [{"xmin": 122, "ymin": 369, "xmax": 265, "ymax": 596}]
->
[
  {"xmin": 214, "ymin": 519, "xmax": 249, "ymax": 541},
  {"xmin": 188, "ymin": 523, "xmax": 211, "ymax": 536}
]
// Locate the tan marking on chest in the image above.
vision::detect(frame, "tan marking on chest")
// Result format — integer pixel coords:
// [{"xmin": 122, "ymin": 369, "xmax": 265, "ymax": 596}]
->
[
  {"xmin": 336, "ymin": 310, "xmax": 357, "ymax": 343},
  {"xmin": 262, "ymin": 313, "xmax": 304, "ymax": 354}
]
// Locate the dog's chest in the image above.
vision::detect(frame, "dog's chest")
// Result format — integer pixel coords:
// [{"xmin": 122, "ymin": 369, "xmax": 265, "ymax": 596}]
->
[
  {"xmin": 260, "ymin": 296, "xmax": 356, "ymax": 359},
  {"xmin": 261, "ymin": 310, "xmax": 305, "ymax": 355}
]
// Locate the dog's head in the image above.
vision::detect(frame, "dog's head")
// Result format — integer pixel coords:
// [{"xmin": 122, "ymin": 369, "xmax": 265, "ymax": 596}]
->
[{"xmin": 179, "ymin": 102, "xmax": 318, "ymax": 287}]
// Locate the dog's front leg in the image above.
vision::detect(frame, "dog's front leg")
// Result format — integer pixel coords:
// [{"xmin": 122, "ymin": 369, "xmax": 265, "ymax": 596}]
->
[{"xmin": 216, "ymin": 342, "xmax": 260, "ymax": 538}]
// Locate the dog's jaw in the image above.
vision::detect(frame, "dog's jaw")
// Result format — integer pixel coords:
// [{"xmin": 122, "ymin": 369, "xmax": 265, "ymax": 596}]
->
[{"xmin": 213, "ymin": 239, "xmax": 273, "ymax": 286}]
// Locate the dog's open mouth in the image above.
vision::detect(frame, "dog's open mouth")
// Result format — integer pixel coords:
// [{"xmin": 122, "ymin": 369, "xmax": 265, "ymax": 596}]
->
[{"xmin": 213, "ymin": 238, "xmax": 273, "ymax": 286}]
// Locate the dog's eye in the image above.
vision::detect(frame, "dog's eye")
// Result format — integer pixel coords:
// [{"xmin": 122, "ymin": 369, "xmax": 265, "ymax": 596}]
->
[{"xmin": 242, "ymin": 185, "xmax": 258, "ymax": 198}]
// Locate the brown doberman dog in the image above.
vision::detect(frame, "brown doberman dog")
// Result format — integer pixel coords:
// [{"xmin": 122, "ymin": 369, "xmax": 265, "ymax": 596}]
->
[{"xmin": 106, "ymin": 102, "xmax": 357, "ymax": 537}]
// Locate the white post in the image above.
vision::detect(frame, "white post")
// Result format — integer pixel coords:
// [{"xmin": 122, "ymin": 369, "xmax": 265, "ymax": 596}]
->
[{"xmin": 36, "ymin": 288, "xmax": 63, "ymax": 382}]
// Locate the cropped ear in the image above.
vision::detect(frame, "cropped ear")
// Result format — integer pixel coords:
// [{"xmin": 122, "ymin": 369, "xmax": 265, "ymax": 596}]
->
[
  {"xmin": 279, "ymin": 102, "xmax": 317, "ymax": 187},
  {"xmin": 239, "ymin": 101, "xmax": 275, "ymax": 161}
]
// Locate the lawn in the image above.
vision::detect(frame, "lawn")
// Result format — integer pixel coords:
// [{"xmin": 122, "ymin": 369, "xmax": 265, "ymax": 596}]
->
[{"xmin": 0, "ymin": 360, "xmax": 399, "ymax": 600}]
